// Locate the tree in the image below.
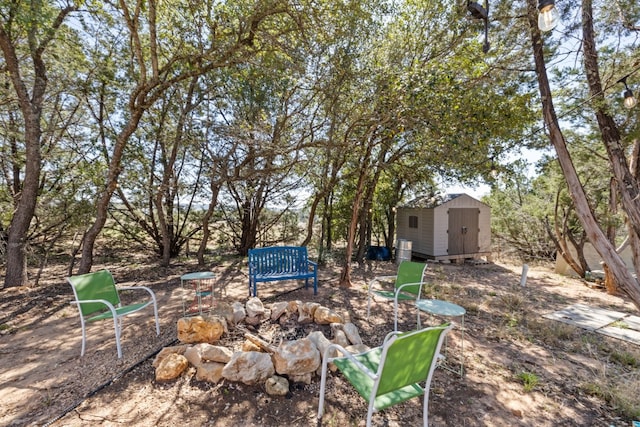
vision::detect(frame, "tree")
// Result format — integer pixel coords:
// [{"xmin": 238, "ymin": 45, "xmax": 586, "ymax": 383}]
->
[
  {"xmin": 0, "ymin": 1, "xmax": 78, "ymax": 287},
  {"xmin": 526, "ymin": 0, "xmax": 640, "ymax": 309},
  {"xmin": 76, "ymin": 0, "xmax": 307, "ymax": 273},
  {"xmin": 109, "ymin": 76, "xmax": 208, "ymax": 266}
]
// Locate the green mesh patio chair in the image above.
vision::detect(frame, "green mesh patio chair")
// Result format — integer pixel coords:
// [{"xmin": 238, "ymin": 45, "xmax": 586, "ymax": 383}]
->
[
  {"xmin": 68, "ymin": 269, "xmax": 160, "ymax": 359},
  {"xmin": 317, "ymin": 324, "xmax": 453, "ymax": 427},
  {"xmin": 366, "ymin": 261, "xmax": 429, "ymax": 331}
]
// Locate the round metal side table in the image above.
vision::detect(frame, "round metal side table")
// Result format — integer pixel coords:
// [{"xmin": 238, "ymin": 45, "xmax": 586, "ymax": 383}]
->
[
  {"xmin": 181, "ymin": 271, "xmax": 216, "ymax": 316},
  {"xmin": 416, "ymin": 299, "xmax": 466, "ymax": 376}
]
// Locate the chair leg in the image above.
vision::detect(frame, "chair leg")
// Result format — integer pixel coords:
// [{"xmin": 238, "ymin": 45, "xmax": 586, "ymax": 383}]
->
[
  {"xmin": 366, "ymin": 399, "xmax": 376, "ymax": 427},
  {"xmin": 422, "ymin": 387, "xmax": 430, "ymax": 427},
  {"xmin": 113, "ymin": 316, "xmax": 123, "ymax": 359},
  {"xmin": 317, "ymin": 357, "xmax": 330, "ymax": 420},
  {"xmin": 393, "ymin": 298, "xmax": 399, "ymax": 331},
  {"xmin": 79, "ymin": 317, "xmax": 87, "ymax": 357},
  {"xmin": 151, "ymin": 295, "xmax": 160, "ymax": 336}
]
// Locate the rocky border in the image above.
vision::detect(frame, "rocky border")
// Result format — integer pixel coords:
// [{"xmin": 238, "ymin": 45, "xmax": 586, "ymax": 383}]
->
[{"xmin": 152, "ymin": 297, "xmax": 368, "ymax": 396}]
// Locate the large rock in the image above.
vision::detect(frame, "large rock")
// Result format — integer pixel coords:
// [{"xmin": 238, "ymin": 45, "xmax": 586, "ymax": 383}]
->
[
  {"xmin": 222, "ymin": 351, "xmax": 275, "ymax": 385},
  {"xmin": 195, "ymin": 362, "xmax": 226, "ymax": 383},
  {"xmin": 152, "ymin": 345, "xmax": 188, "ymax": 368},
  {"xmin": 307, "ymin": 331, "xmax": 336, "ymax": 359},
  {"xmin": 270, "ymin": 302, "xmax": 289, "ymax": 321},
  {"xmin": 345, "ymin": 344, "xmax": 370, "ymax": 355},
  {"xmin": 185, "ymin": 343, "xmax": 233, "ymax": 367},
  {"xmin": 343, "ymin": 322, "xmax": 363, "ymax": 345},
  {"xmin": 155, "ymin": 353, "xmax": 189, "ymax": 382},
  {"xmin": 246, "ymin": 298, "xmax": 268, "ymax": 325},
  {"xmin": 298, "ymin": 302, "xmax": 320, "ymax": 324},
  {"xmin": 177, "ymin": 315, "xmax": 227, "ymax": 344},
  {"xmin": 246, "ymin": 297, "xmax": 266, "ymax": 317},
  {"xmin": 286, "ymin": 300, "xmax": 302, "ymax": 320},
  {"xmin": 273, "ymin": 337, "xmax": 320, "ymax": 376},
  {"xmin": 232, "ymin": 302, "xmax": 246, "ymax": 324},
  {"xmin": 265, "ymin": 375, "xmax": 289, "ymax": 396},
  {"xmin": 314, "ymin": 307, "xmax": 343, "ymax": 324},
  {"xmin": 333, "ymin": 329, "xmax": 350, "ymax": 348}
]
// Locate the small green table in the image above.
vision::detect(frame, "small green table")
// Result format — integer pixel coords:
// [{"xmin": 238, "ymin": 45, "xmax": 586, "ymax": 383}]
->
[
  {"xmin": 416, "ymin": 299, "xmax": 466, "ymax": 376},
  {"xmin": 181, "ymin": 271, "xmax": 216, "ymax": 316}
]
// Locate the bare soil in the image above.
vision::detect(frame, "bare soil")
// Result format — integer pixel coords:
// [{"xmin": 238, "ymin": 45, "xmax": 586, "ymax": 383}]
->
[{"xmin": 1, "ymin": 257, "xmax": 639, "ymax": 427}]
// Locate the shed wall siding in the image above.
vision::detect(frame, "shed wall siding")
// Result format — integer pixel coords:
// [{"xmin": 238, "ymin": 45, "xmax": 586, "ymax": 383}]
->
[
  {"xmin": 478, "ymin": 206, "xmax": 491, "ymax": 252},
  {"xmin": 433, "ymin": 205, "xmax": 449, "ymax": 256},
  {"xmin": 396, "ymin": 208, "xmax": 433, "ymax": 255},
  {"xmin": 420, "ymin": 208, "xmax": 435, "ymax": 254}
]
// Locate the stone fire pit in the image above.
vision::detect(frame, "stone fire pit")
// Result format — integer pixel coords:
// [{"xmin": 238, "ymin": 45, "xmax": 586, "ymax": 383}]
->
[{"xmin": 152, "ymin": 297, "xmax": 368, "ymax": 396}]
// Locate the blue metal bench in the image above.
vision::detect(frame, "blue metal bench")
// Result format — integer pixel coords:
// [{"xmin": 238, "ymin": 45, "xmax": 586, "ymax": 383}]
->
[{"xmin": 248, "ymin": 246, "xmax": 318, "ymax": 297}]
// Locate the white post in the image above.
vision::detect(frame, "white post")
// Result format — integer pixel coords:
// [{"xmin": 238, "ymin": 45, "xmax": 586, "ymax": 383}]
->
[{"xmin": 520, "ymin": 264, "xmax": 529, "ymax": 287}]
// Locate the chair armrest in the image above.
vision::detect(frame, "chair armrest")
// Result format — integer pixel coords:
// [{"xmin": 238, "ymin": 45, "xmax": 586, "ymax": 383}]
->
[
  {"xmin": 324, "ymin": 343, "xmax": 378, "ymax": 381},
  {"xmin": 117, "ymin": 285, "xmax": 156, "ymax": 297},
  {"xmin": 71, "ymin": 299, "xmax": 118, "ymax": 315},
  {"xmin": 367, "ymin": 275, "xmax": 397, "ymax": 292},
  {"xmin": 117, "ymin": 286, "xmax": 158, "ymax": 307},
  {"xmin": 371, "ymin": 275, "xmax": 397, "ymax": 282},
  {"xmin": 71, "ymin": 298, "xmax": 115, "ymax": 308},
  {"xmin": 382, "ymin": 330, "xmax": 403, "ymax": 345},
  {"xmin": 307, "ymin": 260, "xmax": 318, "ymax": 269},
  {"xmin": 395, "ymin": 281, "xmax": 425, "ymax": 298}
]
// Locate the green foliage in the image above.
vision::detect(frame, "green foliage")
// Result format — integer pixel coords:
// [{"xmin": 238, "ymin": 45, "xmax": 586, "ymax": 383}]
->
[
  {"xmin": 610, "ymin": 349, "xmax": 639, "ymax": 368},
  {"xmin": 517, "ymin": 371, "xmax": 540, "ymax": 393},
  {"xmin": 1, "ymin": 0, "xmax": 634, "ymax": 281},
  {"xmin": 484, "ymin": 163, "xmax": 556, "ymax": 261}
]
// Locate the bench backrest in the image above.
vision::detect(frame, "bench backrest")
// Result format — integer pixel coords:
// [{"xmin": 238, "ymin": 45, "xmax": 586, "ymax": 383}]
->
[{"xmin": 249, "ymin": 246, "xmax": 310, "ymax": 274}]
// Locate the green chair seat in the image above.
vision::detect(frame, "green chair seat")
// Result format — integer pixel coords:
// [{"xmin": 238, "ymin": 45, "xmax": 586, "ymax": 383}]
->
[
  {"xmin": 333, "ymin": 347, "xmax": 425, "ymax": 411},
  {"xmin": 86, "ymin": 302, "xmax": 152, "ymax": 322}
]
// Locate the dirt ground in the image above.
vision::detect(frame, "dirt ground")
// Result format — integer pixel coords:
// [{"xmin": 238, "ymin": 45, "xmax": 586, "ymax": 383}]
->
[{"xmin": 1, "ymin": 257, "xmax": 639, "ymax": 427}]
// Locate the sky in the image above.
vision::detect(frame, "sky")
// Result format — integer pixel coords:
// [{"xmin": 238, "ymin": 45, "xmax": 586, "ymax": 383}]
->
[{"xmin": 444, "ymin": 182, "xmax": 490, "ymax": 200}]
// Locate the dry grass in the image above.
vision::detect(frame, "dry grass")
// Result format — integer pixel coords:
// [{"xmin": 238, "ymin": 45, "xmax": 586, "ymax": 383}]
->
[{"xmin": 437, "ymin": 268, "xmax": 640, "ymax": 421}]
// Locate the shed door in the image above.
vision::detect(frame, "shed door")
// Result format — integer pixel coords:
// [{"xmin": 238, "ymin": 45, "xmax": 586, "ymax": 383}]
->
[{"xmin": 448, "ymin": 208, "xmax": 479, "ymax": 255}]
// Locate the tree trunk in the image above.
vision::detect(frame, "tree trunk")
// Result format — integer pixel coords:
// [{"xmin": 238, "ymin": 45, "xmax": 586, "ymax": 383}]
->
[
  {"xmin": 78, "ymin": 112, "xmax": 144, "ymax": 273},
  {"xmin": 626, "ymin": 140, "xmax": 640, "ymax": 276},
  {"xmin": 339, "ymin": 140, "xmax": 374, "ymax": 287},
  {"xmin": 580, "ymin": 0, "xmax": 640, "ymax": 306},
  {"xmin": 302, "ymin": 193, "xmax": 323, "ymax": 248},
  {"xmin": 604, "ymin": 178, "xmax": 619, "ymax": 294},
  {"xmin": 581, "ymin": 3, "xmax": 640, "ymax": 238},
  {"xmin": 544, "ymin": 216, "xmax": 584, "ymax": 277},
  {"xmin": 0, "ymin": 9, "xmax": 62, "ymax": 287},
  {"xmin": 527, "ymin": 0, "xmax": 640, "ymax": 310},
  {"xmin": 197, "ymin": 181, "xmax": 221, "ymax": 266}
]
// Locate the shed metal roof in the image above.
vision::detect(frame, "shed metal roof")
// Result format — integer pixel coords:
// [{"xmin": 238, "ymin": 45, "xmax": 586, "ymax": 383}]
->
[{"xmin": 401, "ymin": 193, "xmax": 465, "ymax": 209}]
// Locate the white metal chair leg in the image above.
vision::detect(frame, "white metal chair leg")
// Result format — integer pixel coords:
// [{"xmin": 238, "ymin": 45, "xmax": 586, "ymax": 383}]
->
[
  {"xmin": 113, "ymin": 315, "xmax": 123, "ymax": 359},
  {"xmin": 317, "ymin": 356, "xmax": 329, "ymax": 420},
  {"xmin": 79, "ymin": 316, "xmax": 87, "ymax": 357}
]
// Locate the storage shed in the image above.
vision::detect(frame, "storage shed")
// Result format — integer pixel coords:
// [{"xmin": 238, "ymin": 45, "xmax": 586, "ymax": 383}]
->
[{"xmin": 396, "ymin": 193, "xmax": 491, "ymax": 262}]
